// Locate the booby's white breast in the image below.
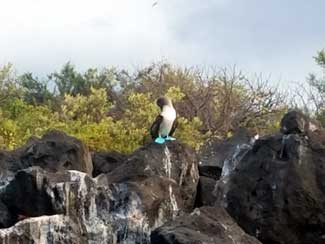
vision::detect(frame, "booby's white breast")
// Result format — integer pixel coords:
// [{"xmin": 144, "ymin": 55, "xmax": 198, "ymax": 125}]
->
[
  {"xmin": 159, "ymin": 106, "xmax": 176, "ymax": 137},
  {"xmin": 161, "ymin": 106, "xmax": 176, "ymax": 120}
]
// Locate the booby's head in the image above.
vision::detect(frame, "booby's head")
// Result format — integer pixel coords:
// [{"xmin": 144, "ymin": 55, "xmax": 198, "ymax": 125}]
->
[{"xmin": 156, "ymin": 97, "xmax": 173, "ymax": 110}]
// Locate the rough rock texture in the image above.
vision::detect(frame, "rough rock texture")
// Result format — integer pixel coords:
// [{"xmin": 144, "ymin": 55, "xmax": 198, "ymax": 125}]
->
[
  {"xmin": 196, "ymin": 129, "xmax": 254, "ymax": 210},
  {"xmin": 151, "ymin": 206, "xmax": 262, "ymax": 244},
  {"xmin": 199, "ymin": 128, "xmax": 254, "ymax": 169},
  {"xmin": 3, "ymin": 111, "xmax": 325, "ymax": 244},
  {"xmin": 0, "ymin": 140, "xmax": 200, "ymax": 243},
  {"xmin": 92, "ymin": 151, "xmax": 126, "ymax": 177},
  {"xmin": 195, "ymin": 165, "xmax": 222, "ymax": 208},
  {"xmin": 0, "ymin": 168, "xmax": 163, "ymax": 243},
  {"xmin": 215, "ymin": 130, "xmax": 325, "ymax": 244},
  {"xmin": 97, "ymin": 141, "xmax": 200, "ymax": 212},
  {"xmin": 0, "ymin": 215, "xmax": 84, "ymax": 244},
  {"xmin": 0, "ymin": 168, "xmax": 117, "ymax": 243},
  {"xmin": 195, "ymin": 176, "xmax": 218, "ymax": 207},
  {"xmin": 198, "ymin": 165, "xmax": 222, "ymax": 180},
  {"xmin": 0, "ymin": 168, "xmax": 56, "ymax": 228},
  {"xmin": 0, "ymin": 130, "xmax": 93, "ymax": 178},
  {"xmin": 280, "ymin": 110, "xmax": 321, "ymax": 135},
  {"xmin": 308, "ymin": 129, "xmax": 325, "ymax": 151}
]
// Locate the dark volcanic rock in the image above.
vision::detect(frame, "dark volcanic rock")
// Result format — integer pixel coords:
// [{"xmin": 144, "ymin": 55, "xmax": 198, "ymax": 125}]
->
[
  {"xmin": 151, "ymin": 206, "xmax": 262, "ymax": 244},
  {"xmin": 0, "ymin": 140, "xmax": 199, "ymax": 243},
  {"xmin": 195, "ymin": 176, "xmax": 218, "ymax": 207},
  {"xmin": 199, "ymin": 128, "xmax": 254, "ymax": 168},
  {"xmin": 308, "ymin": 130, "xmax": 325, "ymax": 151},
  {"xmin": 0, "ymin": 167, "xmax": 179, "ymax": 243},
  {"xmin": 215, "ymin": 131, "xmax": 325, "ymax": 244},
  {"xmin": 280, "ymin": 110, "xmax": 320, "ymax": 135},
  {"xmin": 198, "ymin": 165, "xmax": 222, "ymax": 180},
  {"xmin": 0, "ymin": 200, "xmax": 12, "ymax": 228},
  {"xmin": 195, "ymin": 165, "xmax": 221, "ymax": 207},
  {"xmin": 196, "ymin": 129, "xmax": 254, "ymax": 211},
  {"xmin": 0, "ymin": 169, "xmax": 56, "ymax": 228},
  {"xmin": 92, "ymin": 151, "xmax": 126, "ymax": 177},
  {"xmin": 0, "ymin": 130, "xmax": 93, "ymax": 177},
  {"xmin": 0, "ymin": 167, "xmax": 115, "ymax": 243},
  {"xmin": 97, "ymin": 141, "xmax": 200, "ymax": 212}
]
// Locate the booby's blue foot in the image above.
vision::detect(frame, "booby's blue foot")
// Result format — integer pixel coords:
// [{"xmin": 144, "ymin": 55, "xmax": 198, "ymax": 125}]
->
[
  {"xmin": 155, "ymin": 137, "xmax": 166, "ymax": 144},
  {"xmin": 165, "ymin": 136, "xmax": 176, "ymax": 141}
]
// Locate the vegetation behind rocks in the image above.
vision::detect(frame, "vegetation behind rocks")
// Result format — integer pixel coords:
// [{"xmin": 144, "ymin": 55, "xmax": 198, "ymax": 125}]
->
[{"xmin": 0, "ymin": 50, "xmax": 324, "ymax": 152}]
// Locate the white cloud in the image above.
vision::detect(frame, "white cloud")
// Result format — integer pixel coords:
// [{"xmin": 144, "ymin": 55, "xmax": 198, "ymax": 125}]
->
[
  {"xmin": 1, "ymin": 0, "xmax": 183, "ymax": 73},
  {"xmin": 0, "ymin": 0, "xmax": 324, "ymax": 83}
]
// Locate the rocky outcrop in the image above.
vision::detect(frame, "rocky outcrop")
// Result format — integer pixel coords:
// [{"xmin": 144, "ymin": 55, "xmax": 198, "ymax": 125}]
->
[
  {"xmin": 280, "ymin": 110, "xmax": 321, "ymax": 135},
  {"xmin": 0, "ymin": 215, "xmax": 85, "ymax": 244},
  {"xmin": 199, "ymin": 128, "xmax": 254, "ymax": 168},
  {"xmin": 97, "ymin": 141, "xmax": 199, "ymax": 212},
  {"xmin": 195, "ymin": 129, "xmax": 254, "ymax": 209},
  {"xmin": 92, "ymin": 151, "xmax": 126, "ymax": 177},
  {"xmin": 1, "ymin": 111, "xmax": 324, "ymax": 244},
  {"xmin": 215, "ymin": 118, "xmax": 325, "ymax": 244},
  {"xmin": 198, "ymin": 165, "xmax": 222, "ymax": 180},
  {"xmin": 0, "ymin": 140, "xmax": 200, "ymax": 243},
  {"xmin": 195, "ymin": 176, "xmax": 218, "ymax": 207},
  {"xmin": 0, "ymin": 130, "xmax": 93, "ymax": 178},
  {"xmin": 0, "ymin": 168, "xmax": 116, "ymax": 243},
  {"xmin": 0, "ymin": 168, "xmax": 56, "ymax": 228},
  {"xmin": 151, "ymin": 206, "xmax": 262, "ymax": 244}
]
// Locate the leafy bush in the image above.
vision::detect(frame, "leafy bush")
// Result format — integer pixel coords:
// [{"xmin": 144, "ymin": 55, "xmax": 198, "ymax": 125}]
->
[
  {"xmin": 61, "ymin": 87, "xmax": 111, "ymax": 123},
  {"xmin": 0, "ymin": 62, "xmax": 289, "ymax": 152},
  {"xmin": 0, "ymin": 98, "xmax": 59, "ymax": 149}
]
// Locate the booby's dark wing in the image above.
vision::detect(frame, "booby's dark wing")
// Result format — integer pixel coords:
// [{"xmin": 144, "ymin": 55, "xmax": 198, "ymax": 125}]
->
[
  {"xmin": 150, "ymin": 115, "xmax": 163, "ymax": 139},
  {"xmin": 169, "ymin": 118, "xmax": 178, "ymax": 137}
]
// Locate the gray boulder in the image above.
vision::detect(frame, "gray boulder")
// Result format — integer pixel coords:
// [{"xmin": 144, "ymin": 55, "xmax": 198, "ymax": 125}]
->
[
  {"xmin": 151, "ymin": 206, "xmax": 262, "ymax": 244},
  {"xmin": 97, "ymin": 141, "xmax": 200, "ymax": 212},
  {"xmin": 0, "ymin": 130, "xmax": 93, "ymax": 178},
  {"xmin": 199, "ymin": 128, "xmax": 253, "ymax": 168},
  {"xmin": 0, "ymin": 140, "xmax": 200, "ymax": 244},
  {"xmin": 92, "ymin": 151, "xmax": 126, "ymax": 177},
  {"xmin": 215, "ymin": 131, "xmax": 325, "ymax": 244},
  {"xmin": 280, "ymin": 110, "xmax": 321, "ymax": 135}
]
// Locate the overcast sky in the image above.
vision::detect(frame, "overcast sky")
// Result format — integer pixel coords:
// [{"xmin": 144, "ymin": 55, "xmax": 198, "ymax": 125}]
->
[{"xmin": 1, "ymin": 0, "xmax": 325, "ymax": 84}]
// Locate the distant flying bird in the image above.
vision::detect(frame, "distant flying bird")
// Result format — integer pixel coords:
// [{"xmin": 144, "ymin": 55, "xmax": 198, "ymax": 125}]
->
[{"xmin": 152, "ymin": 1, "xmax": 158, "ymax": 7}]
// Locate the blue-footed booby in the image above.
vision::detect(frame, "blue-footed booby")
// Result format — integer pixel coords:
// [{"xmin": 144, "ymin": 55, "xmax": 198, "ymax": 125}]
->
[{"xmin": 150, "ymin": 97, "xmax": 177, "ymax": 144}]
